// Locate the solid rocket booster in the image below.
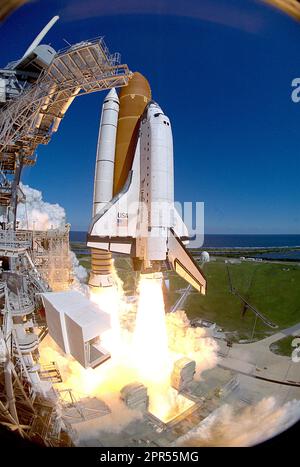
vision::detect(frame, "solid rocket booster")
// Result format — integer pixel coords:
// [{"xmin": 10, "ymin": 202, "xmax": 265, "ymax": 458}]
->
[
  {"xmin": 93, "ymin": 88, "xmax": 120, "ymax": 215},
  {"xmin": 89, "ymin": 88, "xmax": 120, "ymax": 288},
  {"xmin": 113, "ymin": 72, "xmax": 151, "ymax": 195}
]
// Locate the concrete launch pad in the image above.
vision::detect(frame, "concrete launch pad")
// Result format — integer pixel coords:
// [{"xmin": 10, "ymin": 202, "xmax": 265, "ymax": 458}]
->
[
  {"xmin": 71, "ymin": 367, "xmax": 231, "ymax": 447},
  {"xmin": 58, "ymin": 339, "xmax": 300, "ymax": 447}
]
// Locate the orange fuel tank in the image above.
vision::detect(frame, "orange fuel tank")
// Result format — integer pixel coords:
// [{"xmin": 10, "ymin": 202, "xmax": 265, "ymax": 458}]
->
[{"xmin": 113, "ymin": 72, "xmax": 151, "ymax": 195}]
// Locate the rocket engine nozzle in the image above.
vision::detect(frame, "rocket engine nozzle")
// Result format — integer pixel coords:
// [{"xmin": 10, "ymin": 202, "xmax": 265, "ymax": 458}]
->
[{"xmin": 88, "ymin": 248, "xmax": 115, "ymax": 288}]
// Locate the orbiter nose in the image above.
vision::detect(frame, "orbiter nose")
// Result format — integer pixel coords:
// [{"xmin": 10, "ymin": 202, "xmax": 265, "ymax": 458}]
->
[{"xmin": 146, "ymin": 100, "xmax": 164, "ymax": 118}]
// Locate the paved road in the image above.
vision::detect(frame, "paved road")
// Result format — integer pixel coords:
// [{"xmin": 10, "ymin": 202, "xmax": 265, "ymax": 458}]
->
[
  {"xmin": 257, "ymin": 322, "xmax": 300, "ymax": 347},
  {"xmin": 281, "ymin": 322, "xmax": 300, "ymax": 336},
  {"xmin": 217, "ymin": 321, "xmax": 300, "ymax": 386}
]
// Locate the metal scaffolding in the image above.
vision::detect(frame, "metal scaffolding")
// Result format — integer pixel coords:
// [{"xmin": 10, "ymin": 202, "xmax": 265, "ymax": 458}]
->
[
  {"xmin": 30, "ymin": 226, "xmax": 73, "ymax": 291},
  {"xmin": 0, "ymin": 37, "xmax": 131, "ymax": 172},
  {"xmin": 0, "ymin": 31, "xmax": 131, "ymax": 445}
]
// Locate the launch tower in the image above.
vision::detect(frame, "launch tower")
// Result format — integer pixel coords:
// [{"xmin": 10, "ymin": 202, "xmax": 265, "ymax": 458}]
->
[{"xmin": 0, "ymin": 17, "xmax": 131, "ymax": 444}]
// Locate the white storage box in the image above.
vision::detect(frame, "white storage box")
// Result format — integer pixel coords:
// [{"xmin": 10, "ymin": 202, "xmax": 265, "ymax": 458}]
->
[{"xmin": 41, "ymin": 291, "xmax": 111, "ymax": 368}]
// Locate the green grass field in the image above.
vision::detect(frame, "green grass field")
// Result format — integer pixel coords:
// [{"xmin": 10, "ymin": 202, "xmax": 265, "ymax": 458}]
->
[
  {"xmin": 183, "ymin": 260, "xmax": 300, "ymax": 340},
  {"xmin": 270, "ymin": 335, "xmax": 299, "ymax": 357}
]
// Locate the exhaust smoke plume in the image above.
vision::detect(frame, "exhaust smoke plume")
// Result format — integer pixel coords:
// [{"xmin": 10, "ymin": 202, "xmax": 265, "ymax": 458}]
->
[
  {"xmin": 70, "ymin": 250, "xmax": 88, "ymax": 285},
  {"xmin": 16, "ymin": 184, "xmax": 88, "ymax": 287},
  {"xmin": 40, "ymin": 276, "xmax": 219, "ymax": 430},
  {"xmin": 75, "ymin": 395, "xmax": 143, "ymax": 443},
  {"xmin": 17, "ymin": 183, "xmax": 66, "ymax": 230},
  {"xmin": 166, "ymin": 310, "xmax": 219, "ymax": 377},
  {"xmin": 174, "ymin": 397, "xmax": 300, "ymax": 447}
]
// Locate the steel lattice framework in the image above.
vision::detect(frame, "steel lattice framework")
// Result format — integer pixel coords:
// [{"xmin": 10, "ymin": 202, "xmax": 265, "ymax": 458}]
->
[{"xmin": 0, "ymin": 37, "xmax": 131, "ymax": 172}]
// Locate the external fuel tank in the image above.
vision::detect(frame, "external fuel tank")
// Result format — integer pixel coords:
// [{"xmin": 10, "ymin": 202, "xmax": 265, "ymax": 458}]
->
[{"xmin": 113, "ymin": 72, "xmax": 151, "ymax": 195}]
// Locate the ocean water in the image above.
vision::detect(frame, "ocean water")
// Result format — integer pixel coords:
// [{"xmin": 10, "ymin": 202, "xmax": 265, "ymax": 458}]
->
[
  {"xmin": 70, "ymin": 232, "xmax": 300, "ymax": 248},
  {"xmin": 202, "ymin": 234, "xmax": 300, "ymax": 248},
  {"xmin": 255, "ymin": 251, "xmax": 300, "ymax": 260}
]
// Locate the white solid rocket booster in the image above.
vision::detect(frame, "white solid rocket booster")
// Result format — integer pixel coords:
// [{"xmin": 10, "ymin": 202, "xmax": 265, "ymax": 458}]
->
[
  {"xmin": 93, "ymin": 88, "xmax": 120, "ymax": 216},
  {"xmin": 88, "ymin": 88, "xmax": 120, "ymax": 288}
]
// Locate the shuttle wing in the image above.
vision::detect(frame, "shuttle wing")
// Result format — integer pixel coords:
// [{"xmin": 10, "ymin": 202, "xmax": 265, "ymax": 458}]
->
[
  {"xmin": 167, "ymin": 229, "xmax": 206, "ymax": 294},
  {"xmin": 87, "ymin": 142, "xmax": 141, "ymax": 254}
]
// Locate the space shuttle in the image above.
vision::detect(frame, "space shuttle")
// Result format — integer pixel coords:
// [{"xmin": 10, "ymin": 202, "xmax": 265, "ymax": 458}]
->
[{"xmin": 87, "ymin": 73, "xmax": 206, "ymax": 294}]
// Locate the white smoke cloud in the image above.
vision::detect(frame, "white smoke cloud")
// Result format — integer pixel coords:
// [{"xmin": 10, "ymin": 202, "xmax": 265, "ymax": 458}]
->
[
  {"xmin": 174, "ymin": 397, "xmax": 300, "ymax": 447},
  {"xmin": 166, "ymin": 310, "xmax": 219, "ymax": 377},
  {"xmin": 16, "ymin": 184, "xmax": 88, "ymax": 288},
  {"xmin": 69, "ymin": 250, "xmax": 88, "ymax": 283},
  {"xmin": 17, "ymin": 183, "xmax": 66, "ymax": 230},
  {"xmin": 69, "ymin": 250, "xmax": 89, "ymax": 295},
  {"xmin": 75, "ymin": 394, "xmax": 143, "ymax": 446}
]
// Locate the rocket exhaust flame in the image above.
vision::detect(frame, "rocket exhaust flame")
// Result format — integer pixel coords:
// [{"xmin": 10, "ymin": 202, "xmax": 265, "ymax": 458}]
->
[
  {"xmin": 89, "ymin": 274, "xmax": 124, "ymax": 358},
  {"xmin": 40, "ymin": 274, "xmax": 218, "ymax": 425},
  {"xmin": 131, "ymin": 273, "xmax": 192, "ymax": 422},
  {"xmin": 132, "ymin": 273, "xmax": 171, "ymax": 384}
]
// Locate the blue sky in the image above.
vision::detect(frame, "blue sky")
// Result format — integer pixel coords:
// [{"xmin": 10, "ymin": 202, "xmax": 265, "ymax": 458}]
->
[{"xmin": 1, "ymin": 0, "xmax": 300, "ymax": 233}]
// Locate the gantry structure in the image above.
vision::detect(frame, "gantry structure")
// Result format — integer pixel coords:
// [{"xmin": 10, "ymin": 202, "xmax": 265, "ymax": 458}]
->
[
  {"xmin": 0, "ymin": 36, "xmax": 131, "ymax": 225},
  {"xmin": 0, "ymin": 28, "xmax": 131, "ymax": 444}
]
